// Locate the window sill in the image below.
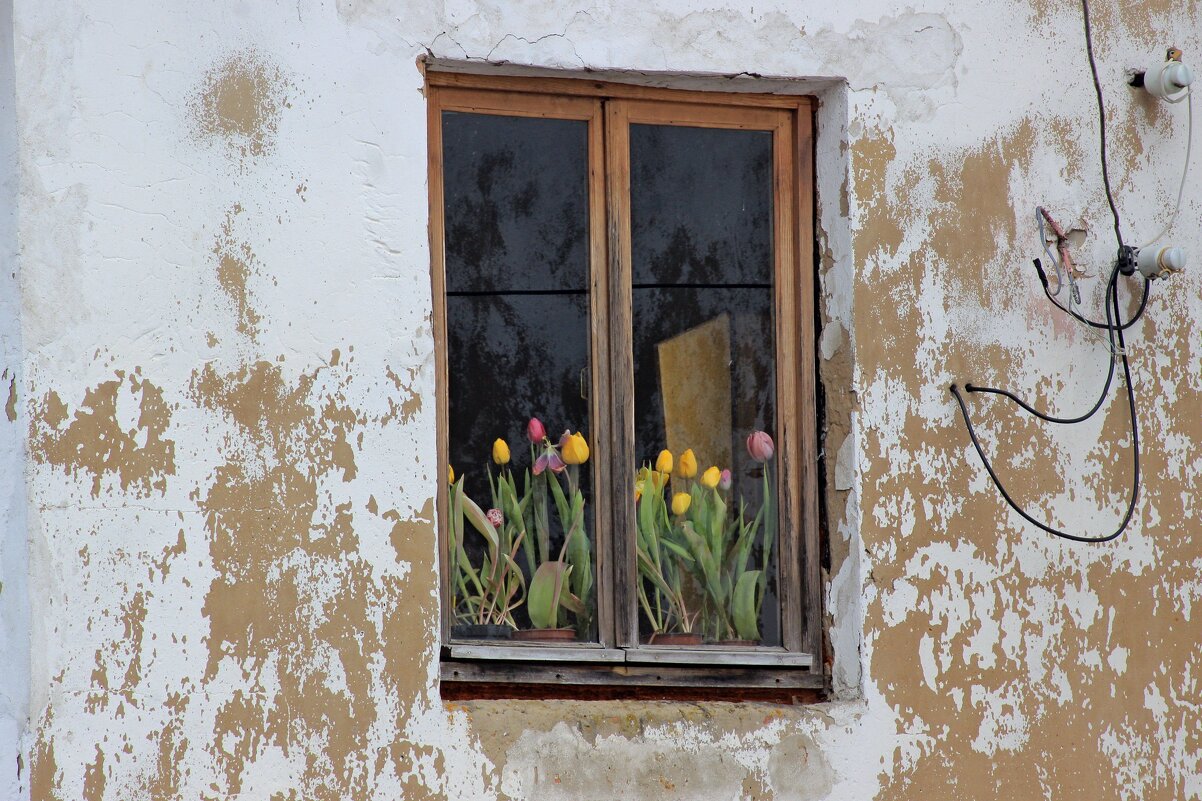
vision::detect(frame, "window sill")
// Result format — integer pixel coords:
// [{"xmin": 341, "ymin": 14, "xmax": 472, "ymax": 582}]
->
[
  {"xmin": 446, "ymin": 641, "xmax": 813, "ymax": 669},
  {"xmin": 440, "ymin": 659, "xmax": 825, "ymax": 700}
]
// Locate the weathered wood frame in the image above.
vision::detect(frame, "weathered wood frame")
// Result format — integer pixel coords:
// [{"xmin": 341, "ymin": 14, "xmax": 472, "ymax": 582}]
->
[{"xmin": 427, "ymin": 72, "xmax": 821, "ymax": 692}]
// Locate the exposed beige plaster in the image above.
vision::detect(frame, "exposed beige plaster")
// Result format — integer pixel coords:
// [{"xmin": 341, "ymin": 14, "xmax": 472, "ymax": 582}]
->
[
  {"xmin": 188, "ymin": 50, "xmax": 293, "ymax": 163},
  {"xmin": 29, "ymin": 373, "xmax": 175, "ymax": 498},
  {"xmin": 213, "ymin": 204, "xmax": 263, "ymax": 342},
  {"xmin": 5, "ymin": 371, "xmax": 15, "ymax": 422}
]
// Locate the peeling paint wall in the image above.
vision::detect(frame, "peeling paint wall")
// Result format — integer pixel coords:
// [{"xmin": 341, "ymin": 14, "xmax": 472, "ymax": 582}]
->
[{"xmin": 8, "ymin": 1, "xmax": 1202, "ymax": 799}]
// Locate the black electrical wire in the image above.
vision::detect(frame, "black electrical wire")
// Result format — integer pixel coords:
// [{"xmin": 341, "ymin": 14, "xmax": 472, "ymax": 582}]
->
[
  {"xmin": 966, "ymin": 265, "xmax": 1120, "ymax": 425},
  {"xmin": 1081, "ymin": 0, "xmax": 1124, "ymax": 248},
  {"xmin": 951, "ymin": 270, "xmax": 1140, "ymax": 543},
  {"xmin": 948, "ymin": 0, "xmax": 1145, "ymax": 542},
  {"xmin": 1033, "ymin": 257, "xmax": 1150, "ymax": 330}
]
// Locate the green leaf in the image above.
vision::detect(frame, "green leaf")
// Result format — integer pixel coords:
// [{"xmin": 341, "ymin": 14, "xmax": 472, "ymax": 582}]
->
[
  {"xmin": 527, "ymin": 562, "xmax": 566, "ymax": 629},
  {"xmin": 733, "ymin": 570, "xmax": 763, "ymax": 641},
  {"xmin": 461, "ymin": 493, "xmax": 499, "ymax": 550}
]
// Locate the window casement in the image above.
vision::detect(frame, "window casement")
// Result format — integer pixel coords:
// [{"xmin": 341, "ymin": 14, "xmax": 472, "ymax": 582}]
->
[{"xmin": 427, "ymin": 71, "xmax": 821, "ymax": 695}]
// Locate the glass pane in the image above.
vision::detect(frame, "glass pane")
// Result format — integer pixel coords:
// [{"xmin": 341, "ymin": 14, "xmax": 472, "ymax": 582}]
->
[
  {"xmin": 442, "ymin": 111, "xmax": 597, "ymax": 643},
  {"xmin": 629, "ymin": 122, "xmax": 780, "ymax": 647}
]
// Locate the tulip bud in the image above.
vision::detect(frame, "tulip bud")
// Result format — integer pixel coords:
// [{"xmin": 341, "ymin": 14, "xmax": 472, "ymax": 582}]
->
[
  {"xmin": 486, "ymin": 508, "xmax": 503, "ymax": 527},
  {"xmin": 559, "ymin": 430, "xmax": 572, "ymax": 449},
  {"xmin": 700, "ymin": 466, "xmax": 721, "ymax": 489},
  {"xmin": 671, "ymin": 492, "xmax": 691, "ymax": 516},
  {"xmin": 655, "ymin": 449, "xmax": 674, "ymax": 475},
  {"xmin": 492, "ymin": 438, "xmax": 511, "ymax": 465},
  {"xmin": 746, "ymin": 431, "xmax": 775, "ymax": 463},
  {"xmin": 526, "ymin": 417, "xmax": 546, "ymax": 443},
  {"xmin": 677, "ymin": 448, "xmax": 698, "ymax": 479},
  {"xmin": 448, "ymin": 464, "xmax": 456, "ymax": 485},
  {"xmin": 719, "ymin": 469, "xmax": 732, "ymax": 491}
]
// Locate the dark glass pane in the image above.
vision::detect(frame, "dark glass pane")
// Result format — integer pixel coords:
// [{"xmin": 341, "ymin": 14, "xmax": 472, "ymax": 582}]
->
[
  {"xmin": 631, "ymin": 125, "xmax": 772, "ymax": 286},
  {"xmin": 443, "ymin": 111, "xmax": 596, "ymax": 641},
  {"xmin": 443, "ymin": 111, "xmax": 589, "ymax": 293},
  {"xmin": 629, "ymin": 122, "xmax": 780, "ymax": 647}
]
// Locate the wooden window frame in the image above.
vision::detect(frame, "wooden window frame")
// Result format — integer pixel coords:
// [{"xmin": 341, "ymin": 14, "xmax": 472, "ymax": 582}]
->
[{"xmin": 427, "ymin": 71, "xmax": 822, "ymax": 694}]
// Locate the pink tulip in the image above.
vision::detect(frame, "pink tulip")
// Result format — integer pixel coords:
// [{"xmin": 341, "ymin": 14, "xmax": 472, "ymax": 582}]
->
[
  {"xmin": 486, "ymin": 508, "xmax": 503, "ymax": 527},
  {"xmin": 533, "ymin": 450, "xmax": 566, "ymax": 476},
  {"xmin": 527, "ymin": 417, "xmax": 546, "ymax": 443},
  {"xmin": 747, "ymin": 431, "xmax": 775, "ymax": 462},
  {"xmin": 719, "ymin": 469, "xmax": 732, "ymax": 490}
]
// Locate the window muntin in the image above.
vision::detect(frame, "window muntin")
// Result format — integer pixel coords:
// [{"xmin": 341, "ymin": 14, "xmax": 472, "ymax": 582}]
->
[{"xmin": 429, "ymin": 77, "xmax": 819, "ymax": 687}]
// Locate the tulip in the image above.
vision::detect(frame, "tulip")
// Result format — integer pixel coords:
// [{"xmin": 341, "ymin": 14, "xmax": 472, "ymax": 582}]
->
[
  {"xmin": 700, "ymin": 466, "xmax": 721, "ymax": 490},
  {"xmin": 671, "ymin": 492, "xmax": 691, "ymax": 516},
  {"xmin": 677, "ymin": 448, "xmax": 698, "ymax": 479},
  {"xmin": 747, "ymin": 431, "xmax": 775, "ymax": 462},
  {"xmin": 526, "ymin": 417, "xmax": 546, "ymax": 443},
  {"xmin": 563, "ymin": 432, "xmax": 590, "ymax": 465},
  {"xmin": 486, "ymin": 508, "xmax": 503, "ymax": 527},
  {"xmin": 492, "ymin": 438, "xmax": 511, "ymax": 465},
  {"xmin": 719, "ymin": 469, "xmax": 732, "ymax": 491},
  {"xmin": 559, "ymin": 430, "xmax": 572, "ymax": 449},
  {"xmin": 655, "ymin": 449, "xmax": 674, "ymax": 475},
  {"xmin": 534, "ymin": 450, "xmax": 566, "ymax": 476},
  {"xmin": 448, "ymin": 464, "xmax": 455, "ymax": 484}
]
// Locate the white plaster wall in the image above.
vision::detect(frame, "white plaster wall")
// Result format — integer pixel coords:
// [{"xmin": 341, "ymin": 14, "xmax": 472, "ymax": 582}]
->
[
  {"xmin": 0, "ymin": 1, "xmax": 27, "ymax": 797},
  {"xmin": 8, "ymin": 1, "xmax": 1202, "ymax": 799}
]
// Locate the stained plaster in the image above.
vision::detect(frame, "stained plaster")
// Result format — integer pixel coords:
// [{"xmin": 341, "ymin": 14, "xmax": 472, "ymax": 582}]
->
[{"xmin": 4, "ymin": 0, "xmax": 1202, "ymax": 799}]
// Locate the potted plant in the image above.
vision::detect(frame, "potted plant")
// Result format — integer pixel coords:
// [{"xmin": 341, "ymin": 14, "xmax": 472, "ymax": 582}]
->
[
  {"xmin": 635, "ymin": 432, "xmax": 777, "ymax": 646},
  {"xmin": 513, "ymin": 424, "xmax": 594, "ymax": 640},
  {"xmin": 635, "ymin": 452, "xmax": 702, "ymax": 645},
  {"xmin": 447, "ymin": 468, "xmax": 524, "ymax": 640}
]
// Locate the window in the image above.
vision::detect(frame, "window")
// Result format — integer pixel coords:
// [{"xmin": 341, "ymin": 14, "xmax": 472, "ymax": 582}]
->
[{"xmin": 428, "ymin": 71, "xmax": 821, "ymax": 694}]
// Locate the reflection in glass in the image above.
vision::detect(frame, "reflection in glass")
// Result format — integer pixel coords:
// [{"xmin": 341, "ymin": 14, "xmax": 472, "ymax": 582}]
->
[
  {"xmin": 629, "ymin": 122, "xmax": 780, "ymax": 647},
  {"xmin": 442, "ymin": 110, "xmax": 597, "ymax": 641}
]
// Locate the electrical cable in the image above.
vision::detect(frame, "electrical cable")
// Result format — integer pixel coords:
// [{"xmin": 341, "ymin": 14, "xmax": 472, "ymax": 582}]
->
[
  {"xmin": 1081, "ymin": 0, "xmax": 1125, "ymax": 248},
  {"xmin": 1037, "ymin": 208, "xmax": 1066, "ymax": 296},
  {"xmin": 949, "ymin": 0, "xmax": 1147, "ymax": 542},
  {"xmin": 966, "ymin": 264, "xmax": 1120, "ymax": 424},
  {"xmin": 1141, "ymin": 88, "xmax": 1193, "ymax": 247},
  {"xmin": 951, "ymin": 262, "xmax": 1140, "ymax": 543},
  {"xmin": 1032, "ymin": 258, "xmax": 1151, "ymax": 331}
]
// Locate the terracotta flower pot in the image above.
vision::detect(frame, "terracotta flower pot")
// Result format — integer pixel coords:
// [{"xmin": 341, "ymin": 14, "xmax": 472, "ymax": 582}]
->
[
  {"xmin": 512, "ymin": 627, "xmax": 577, "ymax": 642},
  {"xmin": 648, "ymin": 632, "xmax": 702, "ymax": 646}
]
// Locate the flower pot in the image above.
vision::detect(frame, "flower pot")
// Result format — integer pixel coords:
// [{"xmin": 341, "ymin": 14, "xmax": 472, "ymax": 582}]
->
[
  {"xmin": 451, "ymin": 623, "xmax": 513, "ymax": 640},
  {"xmin": 512, "ymin": 627, "xmax": 577, "ymax": 642},
  {"xmin": 648, "ymin": 632, "xmax": 703, "ymax": 646}
]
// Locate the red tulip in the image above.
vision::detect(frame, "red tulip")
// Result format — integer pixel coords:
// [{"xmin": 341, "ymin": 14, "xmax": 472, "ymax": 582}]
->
[
  {"xmin": 747, "ymin": 431, "xmax": 775, "ymax": 462},
  {"xmin": 486, "ymin": 508, "xmax": 503, "ymax": 527},
  {"xmin": 527, "ymin": 417, "xmax": 546, "ymax": 443}
]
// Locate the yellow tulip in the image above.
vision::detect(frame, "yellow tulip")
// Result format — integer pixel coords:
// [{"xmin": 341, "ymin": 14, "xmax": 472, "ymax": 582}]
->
[
  {"xmin": 655, "ymin": 449, "xmax": 673, "ymax": 475},
  {"xmin": 492, "ymin": 438, "xmax": 511, "ymax": 465},
  {"xmin": 448, "ymin": 464, "xmax": 455, "ymax": 484},
  {"xmin": 563, "ymin": 432, "xmax": 590, "ymax": 464},
  {"xmin": 700, "ymin": 466, "xmax": 721, "ymax": 489},
  {"xmin": 671, "ymin": 492, "xmax": 691, "ymax": 516},
  {"xmin": 677, "ymin": 448, "xmax": 698, "ymax": 479}
]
